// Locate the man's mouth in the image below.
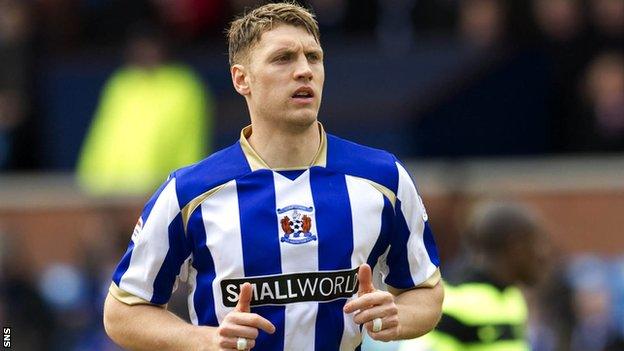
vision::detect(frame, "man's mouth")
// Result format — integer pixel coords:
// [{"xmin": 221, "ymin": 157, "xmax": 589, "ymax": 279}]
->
[{"xmin": 291, "ymin": 87, "xmax": 314, "ymax": 102}]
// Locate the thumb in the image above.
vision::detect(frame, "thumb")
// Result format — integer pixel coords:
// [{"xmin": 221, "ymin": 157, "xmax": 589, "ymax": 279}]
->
[
  {"xmin": 357, "ymin": 264, "xmax": 375, "ymax": 296},
  {"xmin": 235, "ymin": 282, "xmax": 252, "ymax": 312}
]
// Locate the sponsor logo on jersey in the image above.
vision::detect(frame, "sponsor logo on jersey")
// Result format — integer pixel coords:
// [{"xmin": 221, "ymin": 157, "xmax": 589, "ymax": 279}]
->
[
  {"xmin": 221, "ymin": 267, "xmax": 359, "ymax": 307},
  {"xmin": 277, "ymin": 205, "xmax": 317, "ymax": 245}
]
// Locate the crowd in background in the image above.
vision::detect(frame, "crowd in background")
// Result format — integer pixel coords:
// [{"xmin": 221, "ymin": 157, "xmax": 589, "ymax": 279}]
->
[
  {"xmin": 0, "ymin": 0, "xmax": 622, "ymax": 170},
  {"xmin": 1, "ymin": 0, "xmax": 623, "ymax": 350}
]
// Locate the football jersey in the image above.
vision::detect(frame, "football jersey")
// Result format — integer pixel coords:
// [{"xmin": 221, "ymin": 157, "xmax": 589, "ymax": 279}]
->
[{"xmin": 109, "ymin": 123, "xmax": 441, "ymax": 351}]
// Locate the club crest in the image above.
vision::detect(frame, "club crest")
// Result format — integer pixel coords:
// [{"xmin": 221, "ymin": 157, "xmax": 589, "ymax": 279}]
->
[{"xmin": 277, "ymin": 205, "xmax": 317, "ymax": 245}]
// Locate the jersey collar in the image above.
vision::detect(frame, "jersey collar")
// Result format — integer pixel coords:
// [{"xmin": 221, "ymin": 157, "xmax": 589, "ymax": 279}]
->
[{"xmin": 239, "ymin": 122, "xmax": 328, "ymax": 171}]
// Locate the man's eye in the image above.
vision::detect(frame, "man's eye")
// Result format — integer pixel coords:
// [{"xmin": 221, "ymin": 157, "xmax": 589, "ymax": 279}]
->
[
  {"xmin": 275, "ymin": 55, "xmax": 290, "ymax": 62},
  {"xmin": 307, "ymin": 54, "xmax": 320, "ymax": 62}
]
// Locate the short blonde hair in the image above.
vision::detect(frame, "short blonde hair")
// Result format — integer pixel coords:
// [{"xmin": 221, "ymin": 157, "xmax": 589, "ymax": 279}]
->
[{"xmin": 227, "ymin": 2, "xmax": 320, "ymax": 66}]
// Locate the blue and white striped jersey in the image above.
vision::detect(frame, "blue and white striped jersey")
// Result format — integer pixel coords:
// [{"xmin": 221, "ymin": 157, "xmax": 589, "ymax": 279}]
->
[{"xmin": 110, "ymin": 124, "xmax": 441, "ymax": 351}]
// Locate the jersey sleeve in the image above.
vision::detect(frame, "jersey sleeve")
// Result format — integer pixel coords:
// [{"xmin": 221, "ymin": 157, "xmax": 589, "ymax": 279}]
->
[
  {"xmin": 384, "ymin": 161, "xmax": 441, "ymax": 289},
  {"xmin": 109, "ymin": 175, "xmax": 192, "ymax": 305}
]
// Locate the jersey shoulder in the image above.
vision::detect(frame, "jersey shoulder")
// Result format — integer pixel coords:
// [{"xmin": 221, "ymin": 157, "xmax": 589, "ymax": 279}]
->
[
  {"xmin": 325, "ymin": 134, "xmax": 400, "ymax": 194},
  {"xmin": 171, "ymin": 142, "xmax": 252, "ymax": 208}
]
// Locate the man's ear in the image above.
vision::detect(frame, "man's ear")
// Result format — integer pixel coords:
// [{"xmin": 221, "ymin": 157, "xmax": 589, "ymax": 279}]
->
[{"xmin": 231, "ymin": 64, "xmax": 250, "ymax": 96}]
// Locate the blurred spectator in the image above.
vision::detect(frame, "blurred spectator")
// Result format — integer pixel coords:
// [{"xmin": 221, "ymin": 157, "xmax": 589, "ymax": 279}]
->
[
  {"xmin": 532, "ymin": 0, "xmax": 584, "ymax": 43},
  {"xmin": 0, "ymin": 0, "xmax": 34, "ymax": 169},
  {"xmin": 587, "ymin": 0, "xmax": 624, "ymax": 52},
  {"xmin": 365, "ymin": 201, "xmax": 550, "ymax": 351},
  {"xmin": 36, "ymin": 0, "xmax": 84, "ymax": 53},
  {"xmin": 0, "ymin": 232, "xmax": 56, "ymax": 350},
  {"xmin": 525, "ymin": 245, "xmax": 575, "ymax": 351},
  {"xmin": 614, "ymin": 257, "xmax": 624, "ymax": 341},
  {"xmin": 69, "ymin": 222, "xmax": 129, "ymax": 350},
  {"xmin": 38, "ymin": 263, "xmax": 93, "ymax": 350},
  {"xmin": 577, "ymin": 52, "xmax": 624, "ymax": 151},
  {"xmin": 531, "ymin": 0, "xmax": 595, "ymax": 152},
  {"xmin": 0, "ymin": 91, "xmax": 22, "ymax": 169},
  {"xmin": 567, "ymin": 256, "xmax": 619, "ymax": 351},
  {"xmin": 150, "ymin": 0, "xmax": 231, "ymax": 43},
  {"xmin": 77, "ymin": 23, "xmax": 213, "ymax": 195},
  {"xmin": 458, "ymin": 0, "xmax": 507, "ymax": 49},
  {"xmin": 28, "ymin": 224, "xmax": 128, "ymax": 351}
]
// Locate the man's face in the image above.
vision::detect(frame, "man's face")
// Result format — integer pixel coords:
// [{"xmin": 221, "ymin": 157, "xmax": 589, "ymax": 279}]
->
[
  {"xmin": 235, "ymin": 24, "xmax": 324, "ymax": 127},
  {"xmin": 507, "ymin": 231, "xmax": 550, "ymax": 285}
]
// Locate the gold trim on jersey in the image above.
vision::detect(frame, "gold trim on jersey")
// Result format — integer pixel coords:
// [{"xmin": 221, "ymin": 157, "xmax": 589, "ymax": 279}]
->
[
  {"xmin": 180, "ymin": 123, "xmax": 327, "ymax": 233},
  {"xmin": 417, "ymin": 268, "xmax": 442, "ymax": 288},
  {"xmin": 239, "ymin": 125, "xmax": 269, "ymax": 171},
  {"xmin": 351, "ymin": 176, "xmax": 397, "ymax": 207},
  {"xmin": 181, "ymin": 182, "xmax": 228, "ymax": 232},
  {"xmin": 239, "ymin": 122, "xmax": 328, "ymax": 171},
  {"xmin": 387, "ymin": 268, "xmax": 442, "ymax": 295},
  {"xmin": 109, "ymin": 282, "xmax": 156, "ymax": 306}
]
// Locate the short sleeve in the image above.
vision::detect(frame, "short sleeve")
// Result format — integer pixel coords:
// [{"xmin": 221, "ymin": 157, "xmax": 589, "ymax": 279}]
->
[
  {"xmin": 384, "ymin": 161, "xmax": 441, "ymax": 289},
  {"xmin": 109, "ymin": 176, "xmax": 192, "ymax": 305}
]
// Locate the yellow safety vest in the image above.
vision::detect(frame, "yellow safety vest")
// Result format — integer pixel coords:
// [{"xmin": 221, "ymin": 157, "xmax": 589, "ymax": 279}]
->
[
  {"xmin": 399, "ymin": 280, "xmax": 529, "ymax": 351},
  {"xmin": 77, "ymin": 64, "xmax": 212, "ymax": 195}
]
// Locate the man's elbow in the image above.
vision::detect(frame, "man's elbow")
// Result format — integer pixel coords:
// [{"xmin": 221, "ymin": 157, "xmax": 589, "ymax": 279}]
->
[
  {"xmin": 420, "ymin": 281, "xmax": 445, "ymax": 335},
  {"xmin": 397, "ymin": 280, "xmax": 446, "ymax": 339},
  {"xmin": 432, "ymin": 282, "xmax": 445, "ymax": 328}
]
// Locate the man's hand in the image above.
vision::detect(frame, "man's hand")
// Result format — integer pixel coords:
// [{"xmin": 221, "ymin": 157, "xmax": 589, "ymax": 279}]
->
[
  {"xmin": 343, "ymin": 264, "xmax": 401, "ymax": 342},
  {"xmin": 214, "ymin": 283, "xmax": 276, "ymax": 350}
]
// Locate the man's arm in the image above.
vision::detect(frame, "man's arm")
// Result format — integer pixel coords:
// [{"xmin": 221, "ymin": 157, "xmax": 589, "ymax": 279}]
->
[
  {"xmin": 344, "ymin": 265, "xmax": 444, "ymax": 342},
  {"xmin": 104, "ymin": 283, "xmax": 275, "ymax": 351},
  {"xmin": 389, "ymin": 281, "xmax": 444, "ymax": 339},
  {"xmin": 103, "ymin": 293, "xmax": 214, "ymax": 351}
]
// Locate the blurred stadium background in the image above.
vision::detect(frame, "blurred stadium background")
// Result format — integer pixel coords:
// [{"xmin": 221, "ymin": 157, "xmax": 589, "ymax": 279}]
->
[{"xmin": 0, "ymin": 0, "xmax": 622, "ymax": 350}]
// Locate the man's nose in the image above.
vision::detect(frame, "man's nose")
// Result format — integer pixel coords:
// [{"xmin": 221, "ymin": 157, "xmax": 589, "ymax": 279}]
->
[{"xmin": 293, "ymin": 56, "xmax": 313, "ymax": 81}]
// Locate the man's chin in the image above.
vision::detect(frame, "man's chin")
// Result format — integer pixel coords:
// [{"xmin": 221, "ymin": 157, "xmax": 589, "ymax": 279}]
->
[{"xmin": 284, "ymin": 111, "xmax": 318, "ymax": 127}]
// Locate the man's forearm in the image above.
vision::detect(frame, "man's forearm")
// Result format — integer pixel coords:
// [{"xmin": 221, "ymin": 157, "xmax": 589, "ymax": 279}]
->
[
  {"xmin": 392, "ymin": 281, "xmax": 444, "ymax": 339},
  {"xmin": 103, "ymin": 293, "xmax": 216, "ymax": 351}
]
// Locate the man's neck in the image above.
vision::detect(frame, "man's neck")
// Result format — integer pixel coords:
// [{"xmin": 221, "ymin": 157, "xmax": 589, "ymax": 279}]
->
[
  {"xmin": 247, "ymin": 120, "xmax": 321, "ymax": 169},
  {"xmin": 475, "ymin": 259, "xmax": 515, "ymax": 288}
]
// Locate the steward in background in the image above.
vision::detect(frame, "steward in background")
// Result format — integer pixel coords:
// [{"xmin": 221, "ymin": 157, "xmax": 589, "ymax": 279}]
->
[
  {"xmin": 399, "ymin": 201, "xmax": 550, "ymax": 351},
  {"xmin": 77, "ymin": 22, "xmax": 213, "ymax": 195}
]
